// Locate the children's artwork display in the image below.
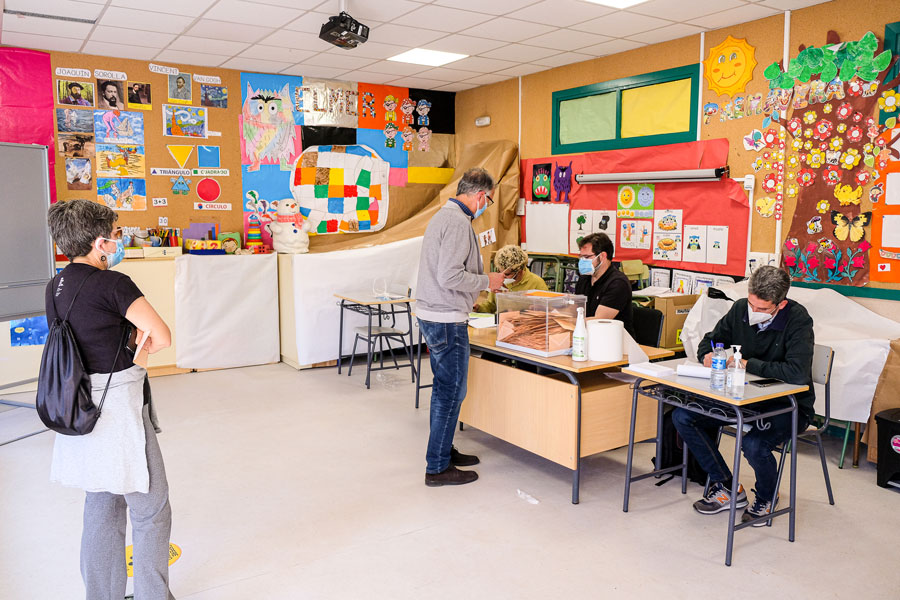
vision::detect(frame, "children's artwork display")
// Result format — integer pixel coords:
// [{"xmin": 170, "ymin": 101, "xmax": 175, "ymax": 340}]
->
[
  {"xmin": 692, "ymin": 274, "xmax": 715, "ymax": 295},
  {"xmin": 96, "ymin": 144, "xmax": 145, "ymax": 178},
  {"xmin": 707, "ymin": 226, "xmax": 729, "ymax": 265},
  {"xmin": 58, "ymin": 132, "xmax": 94, "ymax": 157},
  {"xmin": 200, "ymin": 85, "xmax": 227, "ymax": 108},
  {"xmin": 56, "ymin": 108, "xmax": 93, "ymax": 133},
  {"xmin": 671, "ymin": 269, "xmax": 693, "ymax": 294},
  {"xmin": 703, "ymin": 36, "xmax": 757, "ymax": 97},
  {"xmin": 682, "ymin": 224, "xmax": 708, "ymax": 263},
  {"xmin": 65, "ymin": 158, "xmax": 91, "ymax": 190},
  {"xmin": 650, "ymin": 268, "xmax": 671, "ymax": 288},
  {"xmin": 288, "ymin": 144, "xmax": 389, "ymax": 235},
  {"xmin": 617, "ymin": 183, "xmax": 654, "ymax": 218},
  {"xmin": 163, "ymin": 105, "xmax": 207, "ymax": 138},
  {"xmin": 97, "ymin": 177, "xmax": 146, "ymax": 211},
  {"xmin": 168, "ymin": 72, "xmax": 192, "ymax": 104},
  {"xmin": 653, "ymin": 233, "xmax": 682, "ymax": 261},
  {"xmin": 569, "ymin": 209, "xmax": 591, "ymax": 253},
  {"xmin": 620, "ymin": 219, "xmax": 652, "ymax": 250},
  {"xmin": 532, "ymin": 163, "xmax": 552, "ymax": 200},
  {"xmin": 93, "ymin": 110, "xmax": 143, "ymax": 144}
]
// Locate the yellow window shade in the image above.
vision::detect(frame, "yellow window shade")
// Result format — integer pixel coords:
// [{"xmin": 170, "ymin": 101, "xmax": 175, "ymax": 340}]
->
[
  {"xmin": 407, "ymin": 167, "xmax": 455, "ymax": 185},
  {"xmin": 620, "ymin": 78, "xmax": 692, "ymax": 139},
  {"xmin": 559, "ymin": 92, "xmax": 616, "ymax": 145}
]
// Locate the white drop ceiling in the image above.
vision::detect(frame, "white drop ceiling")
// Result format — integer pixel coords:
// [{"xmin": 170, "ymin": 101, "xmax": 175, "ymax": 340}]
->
[{"xmin": 1, "ymin": 0, "xmax": 830, "ymax": 92}]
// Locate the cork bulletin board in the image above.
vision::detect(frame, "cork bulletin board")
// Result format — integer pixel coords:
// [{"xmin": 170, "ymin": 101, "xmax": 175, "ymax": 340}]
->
[{"xmin": 50, "ymin": 51, "xmax": 244, "ymax": 235}]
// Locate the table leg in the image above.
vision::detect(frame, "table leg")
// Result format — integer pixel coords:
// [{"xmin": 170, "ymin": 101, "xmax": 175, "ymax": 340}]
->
[
  {"xmin": 789, "ymin": 395, "xmax": 798, "ymax": 542},
  {"xmin": 338, "ymin": 300, "xmax": 345, "ymax": 374},
  {"xmin": 407, "ymin": 304, "xmax": 415, "ymax": 382},
  {"xmin": 725, "ymin": 408, "xmax": 744, "ymax": 567},
  {"xmin": 623, "ymin": 380, "xmax": 643, "ymax": 513},
  {"xmin": 573, "ymin": 381, "xmax": 582, "ymax": 505},
  {"xmin": 853, "ymin": 422, "xmax": 861, "ymax": 468},
  {"xmin": 365, "ymin": 308, "xmax": 374, "ymax": 389}
]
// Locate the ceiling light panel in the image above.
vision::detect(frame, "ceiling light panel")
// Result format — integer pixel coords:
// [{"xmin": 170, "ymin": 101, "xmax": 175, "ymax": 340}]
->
[{"xmin": 388, "ymin": 48, "xmax": 468, "ymax": 67}]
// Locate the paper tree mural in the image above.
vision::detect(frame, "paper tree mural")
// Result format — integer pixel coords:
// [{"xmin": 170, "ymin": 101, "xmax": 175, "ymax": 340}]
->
[
  {"xmin": 290, "ymin": 145, "xmax": 390, "ymax": 235},
  {"xmin": 760, "ymin": 31, "xmax": 899, "ymax": 286}
]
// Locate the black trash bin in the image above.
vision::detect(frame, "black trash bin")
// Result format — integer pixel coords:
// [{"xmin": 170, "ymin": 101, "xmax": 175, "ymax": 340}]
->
[{"xmin": 875, "ymin": 408, "xmax": 900, "ymax": 489}]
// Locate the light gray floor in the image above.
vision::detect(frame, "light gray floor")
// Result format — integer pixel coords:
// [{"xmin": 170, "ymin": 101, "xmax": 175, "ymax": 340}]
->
[{"xmin": 1, "ymin": 361, "xmax": 898, "ymax": 599}]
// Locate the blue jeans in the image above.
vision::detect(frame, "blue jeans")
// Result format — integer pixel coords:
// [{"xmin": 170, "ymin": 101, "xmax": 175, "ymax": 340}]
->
[
  {"xmin": 672, "ymin": 403, "xmax": 808, "ymax": 501},
  {"xmin": 418, "ymin": 319, "xmax": 470, "ymax": 474}
]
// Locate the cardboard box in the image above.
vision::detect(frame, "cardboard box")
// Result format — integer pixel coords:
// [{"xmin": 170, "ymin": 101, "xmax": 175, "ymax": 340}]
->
[{"xmin": 652, "ymin": 294, "xmax": 699, "ymax": 348}]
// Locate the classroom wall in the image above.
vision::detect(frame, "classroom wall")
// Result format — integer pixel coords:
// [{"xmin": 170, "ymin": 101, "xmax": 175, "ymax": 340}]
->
[{"xmin": 453, "ymin": 0, "xmax": 900, "ymax": 320}]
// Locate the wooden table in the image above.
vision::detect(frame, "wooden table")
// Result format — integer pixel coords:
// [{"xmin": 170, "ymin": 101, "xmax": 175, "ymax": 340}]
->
[
  {"xmin": 462, "ymin": 327, "xmax": 672, "ymax": 504},
  {"xmin": 621, "ymin": 358, "xmax": 809, "ymax": 566},
  {"xmin": 334, "ymin": 291, "xmax": 415, "ymax": 388}
]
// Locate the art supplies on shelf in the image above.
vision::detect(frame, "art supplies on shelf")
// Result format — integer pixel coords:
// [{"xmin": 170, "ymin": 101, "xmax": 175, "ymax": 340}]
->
[{"xmin": 495, "ymin": 290, "xmax": 585, "ymax": 357}]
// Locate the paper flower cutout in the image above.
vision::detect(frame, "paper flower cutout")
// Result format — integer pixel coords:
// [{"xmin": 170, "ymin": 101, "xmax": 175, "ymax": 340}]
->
[
  {"xmin": 797, "ymin": 168, "xmax": 816, "ymax": 187},
  {"xmin": 828, "ymin": 136, "xmax": 843, "ymax": 151},
  {"xmin": 787, "ymin": 155, "xmax": 801, "ymax": 169},
  {"xmin": 763, "ymin": 128, "xmax": 779, "ymax": 147},
  {"xmin": 847, "ymin": 79, "xmax": 863, "ymax": 96},
  {"xmin": 863, "ymin": 142, "xmax": 875, "ymax": 155},
  {"xmin": 803, "ymin": 110, "xmax": 817, "ymax": 124},
  {"xmin": 852, "ymin": 112, "xmax": 863, "ymax": 122},
  {"xmin": 840, "ymin": 148, "xmax": 861, "ymax": 169},
  {"xmin": 803, "ymin": 127, "xmax": 814, "ymax": 139},
  {"xmin": 813, "ymin": 119, "xmax": 833, "ymax": 140},
  {"xmin": 823, "ymin": 165, "xmax": 843, "ymax": 185},
  {"xmin": 847, "ymin": 126, "xmax": 863, "ymax": 143},
  {"xmin": 785, "ymin": 238, "xmax": 798, "ymax": 251},
  {"xmin": 837, "ymin": 123, "xmax": 847, "ymax": 133},
  {"xmin": 804, "ymin": 140, "xmax": 814, "ymax": 150},
  {"xmin": 836, "ymin": 103, "xmax": 853, "ymax": 120},
  {"xmin": 823, "ymin": 103, "xmax": 833, "ymax": 114},
  {"xmin": 786, "ymin": 183, "xmax": 799, "ymax": 198},
  {"xmin": 855, "ymin": 171, "xmax": 870, "ymax": 185},
  {"xmin": 879, "ymin": 90, "xmax": 899, "ymax": 113},
  {"xmin": 791, "ymin": 138, "xmax": 803, "ymax": 151},
  {"xmin": 807, "ymin": 256, "xmax": 820, "ymax": 269},
  {"xmin": 785, "ymin": 255, "xmax": 797, "ymax": 267},
  {"xmin": 824, "ymin": 256, "xmax": 836, "ymax": 269},
  {"xmin": 859, "ymin": 240, "xmax": 872, "ymax": 252},
  {"xmin": 816, "ymin": 199, "xmax": 830, "ymax": 213},
  {"xmin": 762, "ymin": 172, "xmax": 779, "ymax": 192},
  {"xmin": 851, "ymin": 255, "xmax": 865, "ymax": 268},
  {"xmin": 807, "ymin": 149, "xmax": 826, "ymax": 168}
]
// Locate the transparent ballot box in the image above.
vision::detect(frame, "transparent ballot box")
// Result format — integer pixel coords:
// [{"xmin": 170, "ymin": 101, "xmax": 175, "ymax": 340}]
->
[{"xmin": 495, "ymin": 290, "xmax": 586, "ymax": 357}]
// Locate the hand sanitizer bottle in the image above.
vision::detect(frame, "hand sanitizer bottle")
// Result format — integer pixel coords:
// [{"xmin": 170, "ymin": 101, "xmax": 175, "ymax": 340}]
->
[
  {"xmin": 572, "ymin": 307, "xmax": 587, "ymax": 361},
  {"xmin": 730, "ymin": 344, "xmax": 745, "ymax": 400}
]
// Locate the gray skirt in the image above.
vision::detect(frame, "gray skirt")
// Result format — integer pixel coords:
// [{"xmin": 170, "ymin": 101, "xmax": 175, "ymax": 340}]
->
[{"xmin": 50, "ymin": 364, "xmax": 157, "ymax": 495}]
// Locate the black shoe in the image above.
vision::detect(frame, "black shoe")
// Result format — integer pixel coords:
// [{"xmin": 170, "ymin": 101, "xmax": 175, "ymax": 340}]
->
[
  {"xmin": 450, "ymin": 445, "xmax": 480, "ymax": 466},
  {"xmin": 425, "ymin": 465, "xmax": 479, "ymax": 487}
]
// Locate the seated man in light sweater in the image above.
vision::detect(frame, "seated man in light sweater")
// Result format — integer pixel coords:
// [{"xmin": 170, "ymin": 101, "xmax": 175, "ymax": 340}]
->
[{"xmin": 416, "ymin": 168, "xmax": 506, "ymax": 486}]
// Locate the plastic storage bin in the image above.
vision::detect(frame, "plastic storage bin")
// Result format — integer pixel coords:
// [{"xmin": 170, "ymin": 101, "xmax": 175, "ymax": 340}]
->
[
  {"xmin": 875, "ymin": 408, "xmax": 900, "ymax": 489},
  {"xmin": 496, "ymin": 290, "xmax": 586, "ymax": 357}
]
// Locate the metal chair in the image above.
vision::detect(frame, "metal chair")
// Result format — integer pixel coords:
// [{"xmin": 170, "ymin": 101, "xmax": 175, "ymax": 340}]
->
[
  {"xmin": 773, "ymin": 344, "xmax": 836, "ymax": 505},
  {"xmin": 631, "ymin": 304, "xmax": 664, "ymax": 348},
  {"xmin": 347, "ymin": 286, "xmax": 416, "ymax": 389}
]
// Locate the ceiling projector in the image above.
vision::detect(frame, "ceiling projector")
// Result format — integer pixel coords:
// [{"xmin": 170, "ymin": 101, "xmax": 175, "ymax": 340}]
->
[{"xmin": 319, "ymin": 12, "xmax": 369, "ymax": 49}]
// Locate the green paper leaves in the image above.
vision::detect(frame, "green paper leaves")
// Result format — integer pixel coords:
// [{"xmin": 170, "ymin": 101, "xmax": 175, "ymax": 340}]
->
[
  {"xmin": 779, "ymin": 74, "xmax": 795, "ymax": 89},
  {"xmin": 874, "ymin": 50, "xmax": 891, "ymax": 71},
  {"xmin": 886, "ymin": 116, "xmax": 898, "ymax": 129},
  {"xmin": 820, "ymin": 62, "xmax": 838, "ymax": 82},
  {"xmin": 764, "ymin": 62, "xmax": 782, "ymax": 80},
  {"xmin": 859, "ymin": 31, "xmax": 878, "ymax": 54},
  {"xmin": 864, "ymin": 154, "xmax": 875, "ymax": 168}
]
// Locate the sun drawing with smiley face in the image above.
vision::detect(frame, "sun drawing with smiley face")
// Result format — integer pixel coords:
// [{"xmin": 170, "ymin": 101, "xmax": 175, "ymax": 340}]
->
[{"xmin": 704, "ymin": 35, "xmax": 757, "ymax": 97}]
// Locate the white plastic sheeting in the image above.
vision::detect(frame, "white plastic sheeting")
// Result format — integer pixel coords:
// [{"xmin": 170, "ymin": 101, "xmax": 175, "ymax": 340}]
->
[
  {"xmin": 682, "ymin": 281, "xmax": 900, "ymax": 422},
  {"xmin": 291, "ymin": 236, "xmax": 423, "ymax": 366},
  {"xmin": 174, "ymin": 253, "xmax": 279, "ymax": 369}
]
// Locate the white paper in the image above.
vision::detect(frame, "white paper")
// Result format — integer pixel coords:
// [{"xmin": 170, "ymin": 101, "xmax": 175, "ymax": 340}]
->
[
  {"xmin": 653, "ymin": 209, "xmax": 682, "ymax": 234},
  {"xmin": 619, "ymin": 219, "xmax": 652, "ymax": 250},
  {"xmin": 881, "ymin": 214, "xmax": 900, "ymax": 248},
  {"xmin": 592, "ymin": 210, "xmax": 616, "ymax": 241},
  {"xmin": 569, "ymin": 209, "xmax": 592, "ymax": 253},
  {"xmin": 652, "ymin": 232, "xmax": 682, "ymax": 261},
  {"xmin": 650, "ymin": 268, "xmax": 670, "ymax": 288},
  {"xmin": 714, "ymin": 275, "xmax": 735, "ymax": 287},
  {"xmin": 692, "ymin": 275, "xmax": 715, "ymax": 295},
  {"xmin": 526, "ymin": 202, "xmax": 569, "ymax": 254},
  {"xmin": 635, "ymin": 285, "xmax": 677, "ymax": 297},
  {"xmin": 682, "ymin": 224, "xmax": 707, "ymax": 263},
  {"xmin": 627, "ymin": 362, "xmax": 674, "ymax": 376},
  {"xmin": 707, "ymin": 225, "xmax": 729, "ymax": 265},
  {"xmin": 677, "ymin": 363, "xmax": 711, "ymax": 378},
  {"xmin": 624, "ymin": 331, "xmax": 648, "ymax": 364},
  {"xmin": 478, "ymin": 227, "xmax": 497, "ymax": 248},
  {"xmin": 885, "ymin": 172, "xmax": 900, "ymax": 206},
  {"xmin": 671, "ymin": 269, "xmax": 694, "ymax": 294},
  {"xmin": 468, "ymin": 317, "xmax": 496, "ymax": 329}
]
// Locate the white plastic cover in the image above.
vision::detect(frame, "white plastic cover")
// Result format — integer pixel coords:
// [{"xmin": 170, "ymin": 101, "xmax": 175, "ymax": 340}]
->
[
  {"xmin": 174, "ymin": 253, "xmax": 279, "ymax": 369},
  {"xmin": 682, "ymin": 281, "xmax": 900, "ymax": 422}
]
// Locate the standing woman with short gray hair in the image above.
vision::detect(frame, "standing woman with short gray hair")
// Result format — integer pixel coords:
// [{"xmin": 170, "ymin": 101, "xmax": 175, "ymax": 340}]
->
[{"xmin": 46, "ymin": 199, "xmax": 175, "ymax": 599}]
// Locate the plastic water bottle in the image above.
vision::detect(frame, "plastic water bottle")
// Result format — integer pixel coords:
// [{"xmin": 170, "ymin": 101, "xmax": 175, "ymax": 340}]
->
[
  {"xmin": 710, "ymin": 343, "xmax": 727, "ymax": 391},
  {"xmin": 572, "ymin": 307, "xmax": 587, "ymax": 361},
  {"xmin": 730, "ymin": 345, "xmax": 745, "ymax": 400}
]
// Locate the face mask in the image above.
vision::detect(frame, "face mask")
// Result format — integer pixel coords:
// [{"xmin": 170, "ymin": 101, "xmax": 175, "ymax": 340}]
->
[
  {"xmin": 473, "ymin": 195, "xmax": 487, "ymax": 219},
  {"xmin": 578, "ymin": 258, "xmax": 596, "ymax": 275},
  {"xmin": 98, "ymin": 238, "xmax": 125, "ymax": 269},
  {"xmin": 503, "ymin": 278, "xmax": 516, "ymax": 286},
  {"xmin": 748, "ymin": 303, "xmax": 776, "ymax": 325}
]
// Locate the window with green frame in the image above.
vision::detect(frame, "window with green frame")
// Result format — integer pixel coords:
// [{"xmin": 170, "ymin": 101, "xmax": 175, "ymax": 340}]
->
[
  {"xmin": 880, "ymin": 21, "xmax": 900, "ymax": 126},
  {"xmin": 551, "ymin": 64, "xmax": 700, "ymax": 155}
]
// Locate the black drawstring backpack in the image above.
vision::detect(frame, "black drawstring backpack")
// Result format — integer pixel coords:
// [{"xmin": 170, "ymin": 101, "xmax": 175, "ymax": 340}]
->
[{"xmin": 36, "ymin": 271, "xmax": 125, "ymax": 436}]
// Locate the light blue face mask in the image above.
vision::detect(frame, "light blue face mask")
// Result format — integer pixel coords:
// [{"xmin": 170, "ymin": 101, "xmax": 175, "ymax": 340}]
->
[
  {"xmin": 578, "ymin": 257, "xmax": 596, "ymax": 275},
  {"xmin": 100, "ymin": 238, "xmax": 125, "ymax": 269},
  {"xmin": 473, "ymin": 194, "xmax": 488, "ymax": 219}
]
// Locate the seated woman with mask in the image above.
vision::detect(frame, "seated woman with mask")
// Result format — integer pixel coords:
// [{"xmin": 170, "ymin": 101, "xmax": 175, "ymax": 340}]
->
[{"xmin": 474, "ymin": 245, "xmax": 548, "ymax": 313}]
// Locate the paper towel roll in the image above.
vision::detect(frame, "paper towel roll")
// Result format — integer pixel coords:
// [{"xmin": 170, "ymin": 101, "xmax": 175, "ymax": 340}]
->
[{"xmin": 587, "ymin": 319, "xmax": 624, "ymax": 362}]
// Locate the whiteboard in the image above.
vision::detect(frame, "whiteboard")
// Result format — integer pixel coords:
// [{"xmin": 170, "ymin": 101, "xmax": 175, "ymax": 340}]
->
[
  {"xmin": 0, "ymin": 143, "xmax": 54, "ymax": 321},
  {"xmin": 525, "ymin": 201, "xmax": 569, "ymax": 254}
]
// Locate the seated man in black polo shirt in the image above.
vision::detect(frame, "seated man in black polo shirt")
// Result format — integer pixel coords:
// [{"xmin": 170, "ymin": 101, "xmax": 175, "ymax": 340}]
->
[
  {"xmin": 673, "ymin": 266, "xmax": 815, "ymax": 525},
  {"xmin": 574, "ymin": 233, "xmax": 635, "ymax": 338}
]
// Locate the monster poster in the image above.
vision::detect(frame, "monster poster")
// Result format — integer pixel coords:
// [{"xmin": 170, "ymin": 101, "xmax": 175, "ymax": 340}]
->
[{"xmin": 531, "ymin": 162, "xmax": 551, "ymax": 201}]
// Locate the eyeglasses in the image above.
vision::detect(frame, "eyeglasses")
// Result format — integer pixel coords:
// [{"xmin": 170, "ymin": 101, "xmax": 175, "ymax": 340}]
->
[
  {"xmin": 484, "ymin": 192, "xmax": 494, "ymax": 206},
  {"xmin": 578, "ymin": 253, "xmax": 597, "ymax": 260}
]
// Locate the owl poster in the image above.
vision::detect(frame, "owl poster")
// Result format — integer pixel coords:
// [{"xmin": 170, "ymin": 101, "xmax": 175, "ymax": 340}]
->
[{"xmin": 241, "ymin": 81, "xmax": 296, "ymax": 171}]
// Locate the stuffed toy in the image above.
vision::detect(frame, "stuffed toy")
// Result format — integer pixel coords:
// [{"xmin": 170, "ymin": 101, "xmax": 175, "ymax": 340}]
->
[{"xmin": 269, "ymin": 199, "xmax": 310, "ymax": 253}]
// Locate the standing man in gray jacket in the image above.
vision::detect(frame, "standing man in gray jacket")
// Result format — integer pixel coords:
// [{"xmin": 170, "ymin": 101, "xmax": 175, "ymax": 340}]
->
[{"xmin": 416, "ymin": 168, "xmax": 506, "ymax": 486}]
